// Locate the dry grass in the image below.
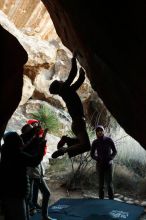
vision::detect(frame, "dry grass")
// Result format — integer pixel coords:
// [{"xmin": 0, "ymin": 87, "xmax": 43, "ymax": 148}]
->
[
  {"xmin": 113, "ymin": 164, "xmax": 140, "ymax": 194},
  {"xmin": 137, "ymin": 177, "xmax": 146, "ymax": 199}
]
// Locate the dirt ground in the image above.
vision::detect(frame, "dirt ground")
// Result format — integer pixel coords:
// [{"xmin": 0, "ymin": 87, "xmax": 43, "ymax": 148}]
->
[{"xmin": 47, "ymin": 177, "xmax": 85, "ymax": 206}]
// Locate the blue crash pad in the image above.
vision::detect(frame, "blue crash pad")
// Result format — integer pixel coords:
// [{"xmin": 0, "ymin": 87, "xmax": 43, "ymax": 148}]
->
[{"xmin": 30, "ymin": 198, "xmax": 144, "ymax": 220}]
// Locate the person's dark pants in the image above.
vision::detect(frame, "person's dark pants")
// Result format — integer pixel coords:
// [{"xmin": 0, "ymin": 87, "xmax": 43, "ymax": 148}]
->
[
  {"xmin": 96, "ymin": 163, "xmax": 114, "ymax": 199},
  {"xmin": 3, "ymin": 197, "xmax": 27, "ymax": 220},
  {"xmin": 57, "ymin": 118, "xmax": 91, "ymax": 158},
  {"xmin": 25, "ymin": 198, "xmax": 30, "ymax": 220},
  {"xmin": 28, "ymin": 178, "xmax": 35, "ymax": 210},
  {"xmin": 33, "ymin": 178, "xmax": 50, "ymax": 218}
]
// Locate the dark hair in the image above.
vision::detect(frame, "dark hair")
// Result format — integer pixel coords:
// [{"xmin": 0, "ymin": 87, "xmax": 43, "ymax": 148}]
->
[
  {"xmin": 21, "ymin": 124, "xmax": 33, "ymax": 134},
  {"xmin": 49, "ymin": 80, "xmax": 61, "ymax": 94},
  {"xmin": 3, "ymin": 132, "xmax": 23, "ymax": 151},
  {"xmin": 21, "ymin": 124, "xmax": 36, "ymax": 143}
]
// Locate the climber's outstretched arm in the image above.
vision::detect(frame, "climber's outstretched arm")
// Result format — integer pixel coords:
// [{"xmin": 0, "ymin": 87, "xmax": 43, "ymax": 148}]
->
[
  {"xmin": 71, "ymin": 67, "xmax": 85, "ymax": 91},
  {"xmin": 65, "ymin": 53, "xmax": 77, "ymax": 86}
]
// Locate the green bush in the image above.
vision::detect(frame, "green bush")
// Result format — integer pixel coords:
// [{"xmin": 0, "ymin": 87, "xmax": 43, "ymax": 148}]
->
[{"xmin": 30, "ymin": 105, "xmax": 61, "ymax": 135}]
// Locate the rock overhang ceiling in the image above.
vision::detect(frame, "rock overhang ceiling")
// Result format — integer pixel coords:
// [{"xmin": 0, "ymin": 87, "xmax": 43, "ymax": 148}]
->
[
  {"xmin": 1, "ymin": 0, "xmax": 146, "ymax": 150},
  {"xmin": 42, "ymin": 0, "xmax": 146, "ymax": 149}
]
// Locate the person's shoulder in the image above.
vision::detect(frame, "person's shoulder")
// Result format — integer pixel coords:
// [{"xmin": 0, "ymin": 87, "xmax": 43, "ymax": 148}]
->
[
  {"xmin": 4, "ymin": 131, "xmax": 18, "ymax": 137},
  {"xmin": 104, "ymin": 136, "xmax": 113, "ymax": 142},
  {"xmin": 92, "ymin": 139, "xmax": 98, "ymax": 144}
]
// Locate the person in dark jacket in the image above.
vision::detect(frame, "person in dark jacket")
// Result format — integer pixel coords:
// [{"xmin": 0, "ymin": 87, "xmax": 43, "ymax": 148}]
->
[
  {"xmin": 91, "ymin": 125, "xmax": 117, "ymax": 199},
  {"xmin": 0, "ymin": 130, "xmax": 46, "ymax": 220},
  {"xmin": 22, "ymin": 120, "xmax": 51, "ymax": 220},
  {"xmin": 49, "ymin": 52, "xmax": 91, "ymax": 158}
]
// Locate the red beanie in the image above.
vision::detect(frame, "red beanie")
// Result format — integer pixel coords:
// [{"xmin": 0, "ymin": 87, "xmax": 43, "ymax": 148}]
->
[
  {"xmin": 27, "ymin": 119, "xmax": 39, "ymax": 124},
  {"xmin": 27, "ymin": 119, "xmax": 47, "ymax": 155},
  {"xmin": 27, "ymin": 119, "xmax": 43, "ymax": 136}
]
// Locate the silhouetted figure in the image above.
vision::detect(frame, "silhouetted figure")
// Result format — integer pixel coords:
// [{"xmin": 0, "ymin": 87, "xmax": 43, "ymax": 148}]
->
[
  {"xmin": 49, "ymin": 53, "xmax": 91, "ymax": 158},
  {"xmin": 22, "ymin": 120, "xmax": 51, "ymax": 220},
  {"xmin": 91, "ymin": 125, "xmax": 117, "ymax": 200},
  {"xmin": 0, "ymin": 131, "xmax": 46, "ymax": 220}
]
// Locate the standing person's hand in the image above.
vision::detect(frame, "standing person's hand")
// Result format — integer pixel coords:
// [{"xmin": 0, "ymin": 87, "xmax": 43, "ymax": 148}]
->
[{"xmin": 42, "ymin": 128, "xmax": 48, "ymax": 139}]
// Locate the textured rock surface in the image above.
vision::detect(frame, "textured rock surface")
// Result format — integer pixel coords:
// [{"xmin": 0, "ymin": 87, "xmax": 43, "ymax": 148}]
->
[
  {"xmin": 0, "ymin": 1, "xmax": 146, "ymax": 151},
  {"xmin": 0, "ymin": 10, "xmax": 58, "ymax": 65},
  {"xmin": 0, "ymin": 0, "xmax": 57, "ymax": 40},
  {"xmin": 0, "ymin": 10, "xmax": 91, "ymax": 109},
  {"xmin": 19, "ymin": 75, "xmax": 35, "ymax": 105}
]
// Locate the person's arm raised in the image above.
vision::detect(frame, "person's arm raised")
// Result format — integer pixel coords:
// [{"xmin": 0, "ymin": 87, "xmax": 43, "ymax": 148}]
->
[
  {"xmin": 65, "ymin": 52, "xmax": 77, "ymax": 86},
  {"xmin": 71, "ymin": 67, "xmax": 85, "ymax": 91}
]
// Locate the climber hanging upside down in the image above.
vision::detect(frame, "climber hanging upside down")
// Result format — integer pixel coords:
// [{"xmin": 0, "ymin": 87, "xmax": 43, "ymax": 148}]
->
[{"xmin": 49, "ymin": 52, "xmax": 91, "ymax": 158}]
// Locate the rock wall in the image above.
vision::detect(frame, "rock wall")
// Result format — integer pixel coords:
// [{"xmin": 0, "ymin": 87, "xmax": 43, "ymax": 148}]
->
[
  {"xmin": 0, "ymin": 9, "xmax": 93, "ymax": 140},
  {"xmin": 42, "ymin": 0, "xmax": 146, "ymax": 150},
  {"xmin": 0, "ymin": 0, "xmax": 57, "ymax": 40},
  {"xmin": 1, "ymin": 0, "xmax": 146, "ymax": 151}
]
